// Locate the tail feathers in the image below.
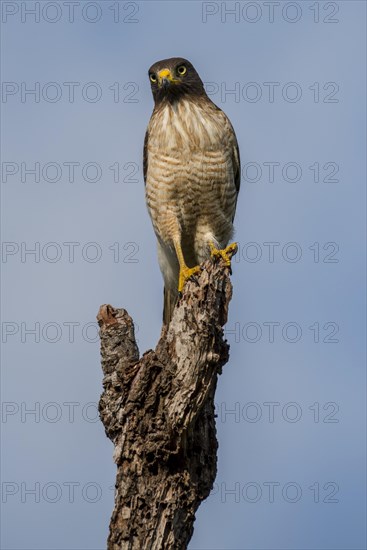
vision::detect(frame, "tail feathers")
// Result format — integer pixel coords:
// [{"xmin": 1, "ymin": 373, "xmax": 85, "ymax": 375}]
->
[{"xmin": 163, "ymin": 286, "xmax": 179, "ymax": 325}]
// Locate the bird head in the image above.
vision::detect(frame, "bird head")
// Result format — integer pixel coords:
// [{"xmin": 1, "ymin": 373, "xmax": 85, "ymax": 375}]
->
[{"xmin": 148, "ymin": 57, "xmax": 205, "ymax": 104}]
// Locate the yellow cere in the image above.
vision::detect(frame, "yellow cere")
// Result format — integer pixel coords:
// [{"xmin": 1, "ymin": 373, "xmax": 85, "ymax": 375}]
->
[{"xmin": 158, "ymin": 68, "xmax": 172, "ymax": 80}]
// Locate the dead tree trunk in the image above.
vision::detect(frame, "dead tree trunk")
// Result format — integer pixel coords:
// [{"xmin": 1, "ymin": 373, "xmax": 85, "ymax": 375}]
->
[{"xmin": 98, "ymin": 251, "xmax": 236, "ymax": 550}]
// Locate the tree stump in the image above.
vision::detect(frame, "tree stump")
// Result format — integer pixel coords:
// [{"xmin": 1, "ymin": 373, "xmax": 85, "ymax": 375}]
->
[{"xmin": 97, "ymin": 250, "xmax": 236, "ymax": 550}]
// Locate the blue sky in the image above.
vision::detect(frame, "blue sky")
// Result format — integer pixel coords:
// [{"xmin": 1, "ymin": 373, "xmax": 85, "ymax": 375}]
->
[{"xmin": 1, "ymin": 1, "xmax": 366, "ymax": 549}]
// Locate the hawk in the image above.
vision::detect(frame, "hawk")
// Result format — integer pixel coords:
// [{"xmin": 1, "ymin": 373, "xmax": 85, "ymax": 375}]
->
[{"xmin": 144, "ymin": 57, "xmax": 240, "ymax": 324}]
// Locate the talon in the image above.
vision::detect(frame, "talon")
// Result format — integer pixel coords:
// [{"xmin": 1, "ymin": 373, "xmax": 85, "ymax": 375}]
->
[
  {"xmin": 210, "ymin": 242, "xmax": 238, "ymax": 266},
  {"xmin": 178, "ymin": 265, "xmax": 201, "ymax": 292}
]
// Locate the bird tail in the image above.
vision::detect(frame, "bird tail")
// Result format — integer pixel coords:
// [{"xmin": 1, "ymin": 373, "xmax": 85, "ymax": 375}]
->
[{"xmin": 163, "ymin": 286, "xmax": 178, "ymax": 325}]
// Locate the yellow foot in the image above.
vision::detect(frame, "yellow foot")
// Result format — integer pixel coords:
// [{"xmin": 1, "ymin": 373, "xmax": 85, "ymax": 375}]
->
[
  {"xmin": 210, "ymin": 242, "xmax": 238, "ymax": 266},
  {"xmin": 178, "ymin": 265, "xmax": 201, "ymax": 293}
]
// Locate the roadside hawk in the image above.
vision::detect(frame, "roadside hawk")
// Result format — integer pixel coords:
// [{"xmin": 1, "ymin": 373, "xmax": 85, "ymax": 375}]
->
[{"xmin": 144, "ymin": 57, "xmax": 240, "ymax": 324}]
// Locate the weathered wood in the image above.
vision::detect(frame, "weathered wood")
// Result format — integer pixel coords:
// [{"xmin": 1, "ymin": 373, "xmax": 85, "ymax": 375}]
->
[{"xmin": 98, "ymin": 250, "xmax": 236, "ymax": 550}]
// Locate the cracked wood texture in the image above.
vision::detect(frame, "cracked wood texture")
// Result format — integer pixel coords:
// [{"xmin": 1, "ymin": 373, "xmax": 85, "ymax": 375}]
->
[{"xmin": 98, "ymin": 253, "xmax": 236, "ymax": 550}]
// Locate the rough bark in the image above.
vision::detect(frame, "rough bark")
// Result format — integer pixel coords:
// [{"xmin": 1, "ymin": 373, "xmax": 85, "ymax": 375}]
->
[{"xmin": 98, "ymin": 250, "xmax": 236, "ymax": 550}]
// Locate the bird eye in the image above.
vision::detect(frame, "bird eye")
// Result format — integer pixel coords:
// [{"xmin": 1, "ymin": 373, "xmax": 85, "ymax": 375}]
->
[
  {"xmin": 149, "ymin": 73, "xmax": 157, "ymax": 83},
  {"xmin": 177, "ymin": 65, "xmax": 187, "ymax": 76}
]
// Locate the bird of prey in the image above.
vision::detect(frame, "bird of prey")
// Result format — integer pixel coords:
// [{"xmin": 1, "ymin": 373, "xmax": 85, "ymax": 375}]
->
[{"xmin": 144, "ymin": 57, "xmax": 240, "ymax": 324}]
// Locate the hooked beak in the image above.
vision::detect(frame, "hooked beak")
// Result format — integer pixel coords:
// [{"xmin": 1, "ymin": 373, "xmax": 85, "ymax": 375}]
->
[{"xmin": 158, "ymin": 68, "xmax": 175, "ymax": 88}]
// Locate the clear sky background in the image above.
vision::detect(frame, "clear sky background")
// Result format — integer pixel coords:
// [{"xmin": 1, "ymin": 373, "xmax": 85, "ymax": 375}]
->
[{"xmin": 1, "ymin": 1, "xmax": 366, "ymax": 549}]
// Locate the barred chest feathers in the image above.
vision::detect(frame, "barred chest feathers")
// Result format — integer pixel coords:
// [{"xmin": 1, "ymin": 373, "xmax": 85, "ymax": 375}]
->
[
  {"xmin": 145, "ymin": 96, "xmax": 236, "ymax": 250},
  {"xmin": 148, "ymin": 98, "xmax": 228, "ymax": 151}
]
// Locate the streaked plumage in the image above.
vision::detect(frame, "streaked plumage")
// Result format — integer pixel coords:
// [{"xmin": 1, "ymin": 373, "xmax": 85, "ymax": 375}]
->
[{"xmin": 144, "ymin": 57, "xmax": 240, "ymax": 323}]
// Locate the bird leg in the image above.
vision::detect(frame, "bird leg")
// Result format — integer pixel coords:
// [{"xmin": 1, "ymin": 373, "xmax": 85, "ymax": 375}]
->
[
  {"xmin": 174, "ymin": 240, "xmax": 201, "ymax": 293},
  {"xmin": 210, "ymin": 242, "xmax": 238, "ymax": 266}
]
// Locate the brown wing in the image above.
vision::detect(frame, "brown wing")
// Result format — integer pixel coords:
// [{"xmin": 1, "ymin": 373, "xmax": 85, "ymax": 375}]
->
[
  {"xmin": 232, "ymin": 133, "xmax": 241, "ymax": 196},
  {"xmin": 143, "ymin": 129, "xmax": 149, "ymax": 185},
  {"xmin": 222, "ymin": 113, "xmax": 240, "ymax": 221},
  {"xmin": 211, "ymin": 100, "xmax": 241, "ymax": 214}
]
